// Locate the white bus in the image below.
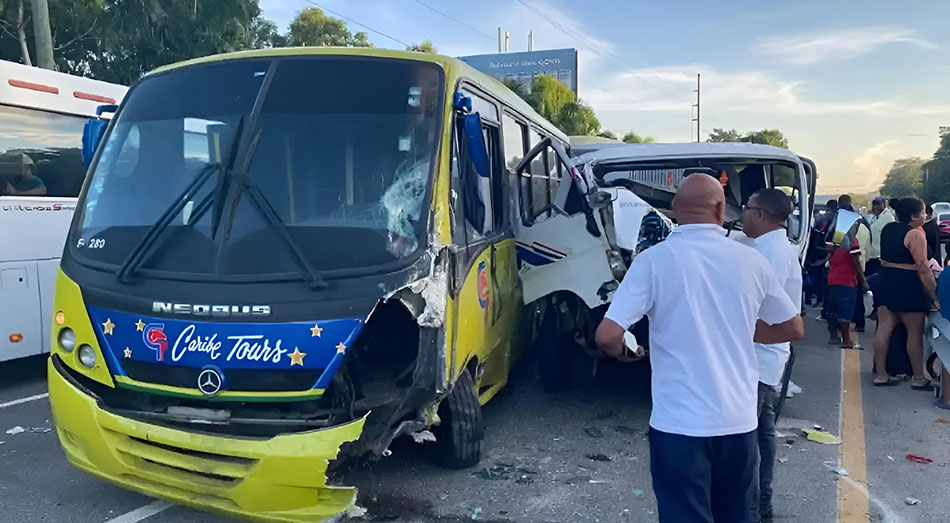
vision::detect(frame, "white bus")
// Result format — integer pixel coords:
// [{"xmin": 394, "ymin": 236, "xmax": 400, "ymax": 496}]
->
[{"xmin": 0, "ymin": 59, "xmax": 126, "ymax": 362}]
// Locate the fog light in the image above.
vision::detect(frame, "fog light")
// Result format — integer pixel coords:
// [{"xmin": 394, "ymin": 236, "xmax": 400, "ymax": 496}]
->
[
  {"xmin": 55, "ymin": 311, "xmax": 65, "ymax": 325},
  {"xmin": 78, "ymin": 345, "xmax": 96, "ymax": 368},
  {"xmin": 58, "ymin": 328, "xmax": 76, "ymax": 352}
]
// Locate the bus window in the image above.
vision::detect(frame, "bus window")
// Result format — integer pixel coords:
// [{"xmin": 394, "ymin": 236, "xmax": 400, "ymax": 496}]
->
[
  {"xmin": 501, "ymin": 114, "xmax": 525, "ymax": 172},
  {"xmin": 528, "ymin": 130, "xmax": 549, "ymax": 221},
  {"xmin": 0, "ymin": 104, "xmax": 88, "ymax": 197}
]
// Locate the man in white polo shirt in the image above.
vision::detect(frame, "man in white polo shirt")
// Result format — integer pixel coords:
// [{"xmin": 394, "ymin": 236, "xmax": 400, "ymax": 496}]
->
[
  {"xmin": 595, "ymin": 174, "xmax": 803, "ymax": 523},
  {"xmin": 742, "ymin": 188, "xmax": 802, "ymax": 522}
]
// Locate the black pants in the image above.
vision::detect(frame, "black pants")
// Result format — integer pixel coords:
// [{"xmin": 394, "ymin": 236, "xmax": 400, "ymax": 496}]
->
[
  {"xmin": 853, "ymin": 286, "xmax": 866, "ymax": 329},
  {"xmin": 650, "ymin": 428, "xmax": 759, "ymax": 523},
  {"xmin": 756, "ymin": 383, "xmax": 778, "ymax": 521}
]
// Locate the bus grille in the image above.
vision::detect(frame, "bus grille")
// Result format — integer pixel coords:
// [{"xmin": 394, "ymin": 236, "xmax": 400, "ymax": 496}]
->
[{"xmin": 122, "ymin": 360, "xmax": 323, "ymax": 392}]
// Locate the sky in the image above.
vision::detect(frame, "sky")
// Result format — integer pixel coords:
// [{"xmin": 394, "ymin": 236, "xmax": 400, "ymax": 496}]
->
[{"xmin": 260, "ymin": 0, "xmax": 950, "ymax": 194}]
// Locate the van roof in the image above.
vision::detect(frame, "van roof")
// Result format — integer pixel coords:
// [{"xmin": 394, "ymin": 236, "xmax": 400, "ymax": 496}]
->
[
  {"xmin": 576, "ymin": 142, "xmax": 803, "ymax": 165},
  {"xmin": 147, "ymin": 47, "xmax": 568, "ymax": 143}
]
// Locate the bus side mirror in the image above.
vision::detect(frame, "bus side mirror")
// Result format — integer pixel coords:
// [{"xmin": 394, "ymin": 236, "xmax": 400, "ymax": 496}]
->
[{"xmin": 81, "ymin": 119, "xmax": 108, "ymax": 170}]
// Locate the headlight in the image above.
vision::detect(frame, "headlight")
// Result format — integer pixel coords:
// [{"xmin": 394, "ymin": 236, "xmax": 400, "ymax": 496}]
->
[
  {"xmin": 58, "ymin": 328, "xmax": 77, "ymax": 352},
  {"xmin": 78, "ymin": 345, "xmax": 97, "ymax": 368}
]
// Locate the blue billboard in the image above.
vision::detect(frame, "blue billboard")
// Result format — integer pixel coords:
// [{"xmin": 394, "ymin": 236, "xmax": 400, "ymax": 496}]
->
[{"xmin": 459, "ymin": 48, "xmax": 578, "ymax": 94}]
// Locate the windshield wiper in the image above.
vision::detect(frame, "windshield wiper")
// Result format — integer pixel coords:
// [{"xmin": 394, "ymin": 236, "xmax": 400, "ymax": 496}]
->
[
  {"xmin": 239, "ymin": 176, "xmax": 328, "ymax": 289},
  {"xmin": 115, "ymin": 163, "xmax": 221, "ymax": 283}
]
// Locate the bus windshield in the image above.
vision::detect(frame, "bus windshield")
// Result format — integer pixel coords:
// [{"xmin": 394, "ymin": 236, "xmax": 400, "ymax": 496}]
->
[{"xmin": 72, "ymin": 56, "xmax": 445, "ymax": 279}]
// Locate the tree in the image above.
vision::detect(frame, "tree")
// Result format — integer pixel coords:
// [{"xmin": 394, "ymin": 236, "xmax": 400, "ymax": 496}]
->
[
  {"xmin": 879, "ymin": 157, "xmax": 925, "ymax": 198},
  {"xmin": 527, "ymin": 74, "xmax": 574, "ymax": 122},
  {"xmin": 251, "ymin": 17, "xmax": 286, "ymax": 49},
  {"xmin": 707, "ymin": 128, "xmax": 742, "ymax": 143},
  {"xmin": 552, "ymin": 101, "xmax": 600, "ymax": 136},
  {"xmin": 501, "ymin": 78, "xmax": 528, "ymax": 99},
  {"xmin": 742, "ymin": 129, "xmax": 789, "ymax": 149},
  {"xmin": 622, "ymin": 131, "xmax": 656, "ymax": 144},
  {"xmin": 597, "ymin": 129, "xmax": 618, "ymax": 140},
  {"xmin": 288, "ymin": 7, "xmax": 370, "ymax": 47},
  {"xmin": 935, "ymin": 126, "xmax": 950, "ymax": 161},
  {"xmin": 30, "ymin": 0, "xmax": 52, "ymax": 69},
  {"xmin": 0, "ymin": 0, "xmax": 33, "ymax": 65},
  {"xmin": 406, "ymin": 40, "xmax": 435, "ymax": 53}
]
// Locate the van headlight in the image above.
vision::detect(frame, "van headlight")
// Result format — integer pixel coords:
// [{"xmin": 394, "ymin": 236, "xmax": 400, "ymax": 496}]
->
[
  {"xmin": 78, "ymin": 345, "xmax": 97, "ymax": 368},
  {"xmin": 58, "ymin": 328, "xmax": 77, "ymax": 352}
]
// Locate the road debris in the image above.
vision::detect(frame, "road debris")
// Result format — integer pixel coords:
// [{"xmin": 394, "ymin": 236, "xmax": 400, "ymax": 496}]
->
[
  {"xmin": 586, "ymin": 453, "xmax": 611, "ymax": 462},
  {"xmin": 933, "ymin": 417, "xmax": 950, "ymax": 424},
  {"xmin": 804, "ymin": 429, "xmax": 841, "ymax": 445},
  {"xmin": 409, "ymin": 430, "xmax": 436, "ymax": 444},
  {"xmin": 887, "ymin": 455, "xmax": 895, "ymax": 461},
  {"xmin": 778, "ymin": 457, "xmax": 789, "ymax": 464},
  {"xmin": 470, "ymin": 507, "xmax": 482, "ymax": 520},
  {"xmin": 906, "ymin": 454, "xmax": 933, "ymax": 465},
  {"xmin": 585, "ymin": 427, "xmax": 605, "ymax": 438},
  {"xmin": 833, "ymin": 468, "xmax": 850, "ymax": 477},
  {"xmin": 905, "ymin": 497, "xmax": 921, "ymax": 506},
  {"xmin": 631, "ymin": 489, "xmax": 645, "ymax": 497},
  {"xmin": 5, "ymin": 426, "xmax": 24, "ymax": 435}
]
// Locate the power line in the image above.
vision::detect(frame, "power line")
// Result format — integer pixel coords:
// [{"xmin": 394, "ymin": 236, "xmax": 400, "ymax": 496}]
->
[
  {"xmin": 411, "ymin": 0, "xmax": 496, "ymax": 42},
  {"xmin": 303, "ymin": 0, "xmax": 410, "ymax": 48}
]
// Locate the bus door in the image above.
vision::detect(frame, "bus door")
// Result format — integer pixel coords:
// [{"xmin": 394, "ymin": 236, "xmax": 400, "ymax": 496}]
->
[{"xmin": 450, "ymin": 99, "xmax": 519, "ymax": 401}]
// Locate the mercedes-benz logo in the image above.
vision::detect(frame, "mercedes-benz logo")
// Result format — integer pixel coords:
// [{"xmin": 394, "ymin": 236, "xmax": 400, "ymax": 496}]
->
[{"xmin": 197, "ymin": 368, "xmax": 223, "ymax": 396}]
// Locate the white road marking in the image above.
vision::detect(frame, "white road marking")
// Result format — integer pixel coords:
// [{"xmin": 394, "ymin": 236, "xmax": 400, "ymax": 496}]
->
[
  {"xmin": 103, "ymin": 500, "xmax": 172, "ymax": 523},
  {"xmin": 0, "ymin": 393, "xmax": 48, "ymax": 410}
]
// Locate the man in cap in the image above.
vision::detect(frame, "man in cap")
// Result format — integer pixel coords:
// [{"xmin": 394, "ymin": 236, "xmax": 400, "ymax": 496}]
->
[{"xmin": 3, "ymin": 154, "xmax": 46, "ymax": 196}]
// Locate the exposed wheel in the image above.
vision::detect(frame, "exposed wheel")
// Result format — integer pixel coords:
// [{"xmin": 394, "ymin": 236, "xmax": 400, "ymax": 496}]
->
[
  {"xmin": 537, "ymin": 312, "xmax": 577, "ymax": 392},
  {"xmin": 435, "ymin": 368, "xmax": 482, "ymax": 469}
]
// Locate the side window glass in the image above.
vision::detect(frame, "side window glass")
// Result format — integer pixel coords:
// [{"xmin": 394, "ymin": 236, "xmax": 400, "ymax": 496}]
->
[
  {"xmin": 0, "ymin": 104, "xmax": 88, "ymax": 197},
  {"xmin": 455, "ymin": 117, "xmax": 504, "ymax": 239},
  {"xmin": 771, "ymin": 164, "xmax": 802, "ymax": 241},
  {"xmin": 501, "ymin": 114, "xmax": 525, "ymax": 171},
  {"xmin": 529, "ymin": 130, "xmax": 549, "ymax": 221}
]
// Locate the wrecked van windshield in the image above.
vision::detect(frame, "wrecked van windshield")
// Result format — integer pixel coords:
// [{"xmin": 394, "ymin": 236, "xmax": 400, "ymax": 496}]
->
[{"xmin": 73, "ymin": 56, "xmax": 444, "ymax": 277}]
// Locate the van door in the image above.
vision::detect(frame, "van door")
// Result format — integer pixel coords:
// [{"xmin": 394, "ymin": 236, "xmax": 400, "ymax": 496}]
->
[
  {"xmin": 450, "ymin": 104, "xmax": 519, "ymax": 402},
  {"xmin": 769, "ymin": 159, "xmax": 811, "ymax": 261},
  {"xmin": 514, "ymin": 137, "xmax": 615, "ymax": 310}
]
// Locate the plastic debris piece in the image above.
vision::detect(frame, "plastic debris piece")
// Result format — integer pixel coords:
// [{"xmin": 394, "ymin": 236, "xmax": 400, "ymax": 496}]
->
[
  {"xmin": 589, "ymin": 479, "xmax": 606, "ymax": 484},
  {"xmin": 470, "ymin": 507, "xmax": 482, "ymax": 520},
  {"xmin": 345, "ymin": 505, "xmax": 368, "ymax": 518},
  {"xmin": 5, "ymin": 426, "xmax": 24, "ymax": 435},
  {"xmin": 632, "ymin": 489, "xmax": 645, "ymax": 497},
  {"xmin": 887, "ymin": 455, "xmax": 895, "ymax": 461},
  {"xmin": 409, "ymin": 430, "xmax": 436, "ymax": 444},
  {"xmin": 906, "ymin": 454, "xmax": 933, "ymax": 465},
  {"xmin": 805, "ymin": 430, "xmax": 841, "ymax": 445},
  {"xmin": 382, "ymin": 449, "xmax": 393, "ymax": 457},
  {"xmin": 834, "ymin": 468, "xmax": 850, "ymax": 477},
  {"xmin": 28, "ymin": 427, "xmax": 51, "ymax": 433},
  {"xmin": 813, "ymin": 424, "xmax": 823, "ymax": 431},
  {"xmin": 586, "ymin": 453, "xmax": 611, "ymax": 462},
  {"xmin": 905, "ymin": 497, "xmax": 921, "ymax": 506},
  {"xmin": 934, "ymin": 418, "xmax": 950, "ymax": 424},
  {"xmin": 778, "ymin": 457, "xmax": 789, "ymax": 464},
  {"xmin": 585, "ymin": 427, "xmax": 604, "ymax": 438}
]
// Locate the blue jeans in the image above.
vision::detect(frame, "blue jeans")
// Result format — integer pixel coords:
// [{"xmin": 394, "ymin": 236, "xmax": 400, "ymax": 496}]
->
[
  {"xmin": 757, "ymin": 382, "xmax": 778, "ymax": 521},
  {"xmin": 650, "ymin": 428, "xmax": 759, "ymax": 523}
]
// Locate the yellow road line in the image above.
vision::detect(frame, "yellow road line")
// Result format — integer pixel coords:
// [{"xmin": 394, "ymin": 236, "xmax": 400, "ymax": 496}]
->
[{"xmin": 838, "ymin": 349, "xmax": 870, "ymax": 522}]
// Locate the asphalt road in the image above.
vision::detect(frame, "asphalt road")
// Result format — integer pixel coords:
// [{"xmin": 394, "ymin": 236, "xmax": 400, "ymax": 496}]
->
[{"xmin": 1, "ymin": 309, "xmax": 948, "ymax": 522}]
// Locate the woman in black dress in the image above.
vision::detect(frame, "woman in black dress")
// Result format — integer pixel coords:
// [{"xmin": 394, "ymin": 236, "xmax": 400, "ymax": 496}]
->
[{"xmin": 872, "ymin": 197, "xmax": 939, "ymax": 388}]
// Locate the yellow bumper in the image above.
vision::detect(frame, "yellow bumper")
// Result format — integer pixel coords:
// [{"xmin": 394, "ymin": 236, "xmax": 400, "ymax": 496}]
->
[{"xmin": 48, "ymin": 359, "xmax": 366, "ymax": 522}]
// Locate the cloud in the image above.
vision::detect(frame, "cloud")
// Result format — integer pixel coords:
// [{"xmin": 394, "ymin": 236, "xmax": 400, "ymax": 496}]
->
[
  {"xmin": 854, "ymin": 140, "xmax": 897, "ymax": 179},
  {"xmin": 584, "ymin": 64, "xmax": 950, "ymax": 118},
  {"xmin": 754, "ymin": 26, "xmax": 937, "ymax": 66}
]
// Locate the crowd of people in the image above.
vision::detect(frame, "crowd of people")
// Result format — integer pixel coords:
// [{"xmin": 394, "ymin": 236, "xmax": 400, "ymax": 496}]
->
[
  {"xmin": 592, "ymin": 179, "xmax": 946, "ymax": 522},
  {"xmin": 805, "ymin": 194, "xmax": 941, "ymax": 390}
]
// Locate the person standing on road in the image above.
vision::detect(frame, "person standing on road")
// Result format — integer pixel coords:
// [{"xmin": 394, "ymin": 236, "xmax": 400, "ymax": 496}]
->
[
  {"xmin": 741, "ymin": 188, "xmax": 802, "ymax": 523},
  {"xmin": 873, "ymin": 197, "xmax": 939, "ymax": 388},
  {"xmin": 595, "ymin": 174, "xmax": 804, "ymax": 523},
  {"xmin": 867, "ymin": 197, "xmax": 894, "ymax": 321},
  {"xmin": 838, "ymin": 195, "xmax": 872, "ymax": 332},
  {"xmin": 923, "ymin": 205, "xmax": 942, "ymax": 266}
]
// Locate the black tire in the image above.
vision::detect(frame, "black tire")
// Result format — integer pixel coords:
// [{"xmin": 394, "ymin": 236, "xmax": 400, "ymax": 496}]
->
[
  {"xmin": 537, "ymin": 312, "xmax": 577, "ymax": 392},
  {"xmin": 435, "ymin": 369, "xmax": 482, "ymax": 469}
]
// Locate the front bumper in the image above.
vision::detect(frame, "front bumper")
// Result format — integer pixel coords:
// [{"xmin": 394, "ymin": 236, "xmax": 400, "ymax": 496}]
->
[{"xmin": 48, "ymin": 359, "xmax": 366, "ymax": 522}]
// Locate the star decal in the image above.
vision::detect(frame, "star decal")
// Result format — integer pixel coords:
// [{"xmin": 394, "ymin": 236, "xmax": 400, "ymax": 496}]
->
[
  {"xmin": 135, "ymin": 319, "xmax": 146, "ymax": 332},
  {"xmin": 102, "ymin": 318, "xmax": 115, "ymax": 336},
  {"xmin": 123, "ymin": 347, "xmax": 132, "ymax": 359},
  {"xmin": 310, "ymin": 323, "xmax": 323, "ymax": 337},
  {"xmin": 336, "ymin": 342, "xmax": 347, "ymax": 355},
  {"xmin": 289, "ymin": 347, "xmax": 307, "ymax": 366}
]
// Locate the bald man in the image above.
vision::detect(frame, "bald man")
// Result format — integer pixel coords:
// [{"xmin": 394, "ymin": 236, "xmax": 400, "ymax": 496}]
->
[{"xmin": 596, "ymin": 174, "xmax": 804, "ymax": 523}]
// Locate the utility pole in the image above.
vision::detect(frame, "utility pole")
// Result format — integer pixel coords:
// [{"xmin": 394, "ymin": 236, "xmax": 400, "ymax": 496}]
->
[
  {"xmin": 498, "ymin": 27, "xmax": 503, "ymax": 53},
  {"xmin": 31, "ymin": 0, "xmax": 55, "ymax": 70},
  {"xmin": 504, "ymin": 31, "xmax": 510, "ymax": 53},
  {"xmin": 691, "ymin": 73, "xmax": 701, "ymax": 143},
  {"xmin": 528, "ymin": 30, "xmax": 533, "ymax": 51}
]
